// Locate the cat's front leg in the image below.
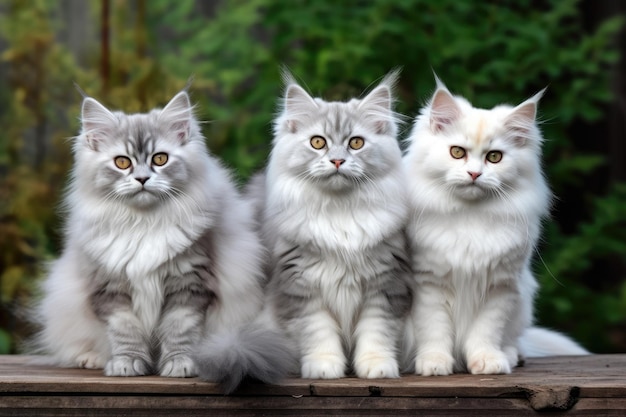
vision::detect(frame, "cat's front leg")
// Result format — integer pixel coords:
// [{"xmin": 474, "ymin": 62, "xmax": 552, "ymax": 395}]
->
[
  {"xmin": 353, "ymin": 293, "xmax": 401, "ymax": 379},
  {"xmin": 464, "ymin": 282, "xmax": 519, "ymax": 375},
  {"xmin": 296, "ymin": 309, "xmax": 346, "ymax": 379},
  {"xmin": 103, "ymin": 310, "xmax": 152, "ymax": 376},
  {"xmin": 157, "ymin": 273, "xmax": 212, "ymax": 378},
  {"xmin": 91, "ymin": 286, "xmax": 152, "ymax": 376},
  {"xmin": 412, "ymin": 280, "xmax": 455, "ymax": 376}
]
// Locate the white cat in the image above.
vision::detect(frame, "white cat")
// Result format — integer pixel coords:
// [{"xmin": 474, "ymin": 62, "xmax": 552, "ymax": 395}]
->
[
  {"xmin": 253, "ymin": 71, "xmax": 412, "ymax": 379},
  {"xmin": 402, "ymin": 78, "xmax": 588, "ymax": 376},
  {"xmin": 33, "ymin": 90, "xmax": 291, "ymax": 392}
]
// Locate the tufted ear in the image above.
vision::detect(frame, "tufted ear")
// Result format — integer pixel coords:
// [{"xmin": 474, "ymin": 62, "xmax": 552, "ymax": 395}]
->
[
  {"xmin": 429, "ymin": 80, "xmax": 461, "ymax": 134},
  {"xmin": 357, "ymin": 69, "xmax": 399, "ymax": 135},
  {"xmin": 159, "ymin": 91, "xmax": 193, "ymax": 143},
  {"xmin": 505, "ymin": 88, "xmax": 545, "ymax": 146},
  {"xmin": 281, "ymin": 78, "xmax": 319, "ymax": 134},
  {"xmin": 81, "ymin": 97, "xmax": 118, "ymax": 151}
]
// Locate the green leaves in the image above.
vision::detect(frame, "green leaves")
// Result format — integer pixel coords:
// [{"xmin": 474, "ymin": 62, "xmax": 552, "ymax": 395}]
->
[{"xmin": 0, "ymin": 0, "xmax": 623, "ymax": 353}]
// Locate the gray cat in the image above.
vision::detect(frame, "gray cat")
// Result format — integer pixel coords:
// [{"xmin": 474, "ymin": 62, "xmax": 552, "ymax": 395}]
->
[
  {"xmin": 33, "ymin": 90, "xmax": 292, "ymax": 392},
  {"xmin": 250, "ymin": 71, "xmax": 412, "ymax": 379}
]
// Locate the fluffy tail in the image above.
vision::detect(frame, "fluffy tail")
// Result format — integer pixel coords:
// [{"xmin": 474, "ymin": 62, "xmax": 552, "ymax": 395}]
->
[
  {"xmin": 194, "ymin": 322, "xmax": 295, "ymax": 394},
  {"xmin": 519, "ymin": 326, "xmax": 589, "ymax": 357}
]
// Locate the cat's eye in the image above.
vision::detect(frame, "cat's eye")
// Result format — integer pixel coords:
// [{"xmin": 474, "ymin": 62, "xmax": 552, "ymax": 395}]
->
[
  {"xmin": 152, "ymin": 153, "xmax": 169, "ymax": 166},
  {"xmin": 450, "ymin": 146, "xmax": 466, "ymax": 159},
  {"xmin": 348, "ymin": 137, "xmax": 365, "ymax": 150},
  {"xmin": 310, "ymin": 136, "xmax": 327, "ymax": 150},
  {"xmin": 114, "ymin": 156, "xmax": 132, "ymax": 170},
  {"xmin": 486, "ymin": 151, "xmax": 503, "ymax": 163}
]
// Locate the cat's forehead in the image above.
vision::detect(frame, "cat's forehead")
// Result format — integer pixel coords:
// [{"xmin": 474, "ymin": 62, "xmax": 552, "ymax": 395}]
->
[
  {"xmin": 310, "ymin": 101, "xmax": 359, "ymax": 137},
  {"xmin": 114, "ymin": 113, "xmax": 159, "ymax": 155},
  {"xmin": 461, "ymin": 109, "xmax": 502, "ymax": 148}
]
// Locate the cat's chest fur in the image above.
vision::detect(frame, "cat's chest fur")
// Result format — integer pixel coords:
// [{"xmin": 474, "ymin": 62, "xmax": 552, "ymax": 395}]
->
[
  {"xmin": 273, "ymin": 186, "xmax": 406, "ymax": 254},
  {"xmin": 73, "ymin": 204, "xmax": 211, "ymax": 330},
  {"xmin": 410, "ymin": 209, "xmax": 535, "ymax": 278}
]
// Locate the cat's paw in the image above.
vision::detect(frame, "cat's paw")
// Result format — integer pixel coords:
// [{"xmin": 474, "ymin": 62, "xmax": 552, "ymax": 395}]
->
[
  {"xmin": 354, "ymin": 354, "xmax": 400, "ymax": 379},
  {"xmin": 467, "ymin": 350, "xmax": 512, "ymax": 375},
  {"xmin": 503, "ymin": 345, "xmax": 520, "ymax": 368},
  {"xmin": 76, "ymin": 351, "xmax": 106, "ymax": 369},
  {"xmin": 104, "ymin": 355, "xmax": 150, "ymax": 376},
  {"xmin": 301, "ymin": 354, "xmax": 346, "ymax": 379},
  {"xmin": 159, "ymin": 354, "xmax": 197, "ymax": 378},
  {"xmin": 415, "ymin": 351, "xmax": 455, "ymax": 376}
]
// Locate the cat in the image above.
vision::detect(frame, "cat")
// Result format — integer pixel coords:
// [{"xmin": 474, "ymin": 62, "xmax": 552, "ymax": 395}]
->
[
  {"xmin": 32, "ymin": 90, "xmax": 291, "ymax": 392},
  {"xmin": 250, "ymin": 70, "xmax": 413, "ymax": 379},
  {"xmin": 401, "ymin": 77, "xmax": 588, "ymax": 376}
]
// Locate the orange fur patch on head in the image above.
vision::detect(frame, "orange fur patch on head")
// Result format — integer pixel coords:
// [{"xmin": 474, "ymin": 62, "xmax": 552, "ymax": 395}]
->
[{"xmin": 473, "ymin": 116, "xmax": 488, "ymax": 146}]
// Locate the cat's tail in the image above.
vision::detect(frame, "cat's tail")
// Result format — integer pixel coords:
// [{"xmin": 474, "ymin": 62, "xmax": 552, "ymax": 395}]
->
[
  {"xmin": 519, "ymin": 326, "xmax": 589, "ymax": 357},
  {"xmin": 194, "ymin": 319, "xmax": 296, "ymax": 394}
]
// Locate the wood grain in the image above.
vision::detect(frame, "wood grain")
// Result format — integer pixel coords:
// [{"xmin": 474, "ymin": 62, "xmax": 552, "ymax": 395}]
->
[{"xmin": 0, "ymin": 355, "xmax": 625, "ymax": 415}]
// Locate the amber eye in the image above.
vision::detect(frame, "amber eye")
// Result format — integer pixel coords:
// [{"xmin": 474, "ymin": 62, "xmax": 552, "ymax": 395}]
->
[
  {"xmin": 486, "ymin": 151, "xmax": 503, "ymax": 163},
  {"xmin": 152, "ymin": 153, "xmax": 168, "ymax": 166},
  {"xmin": 310, "ymin": 136, "xmax": 327, "ymax": 150},
  {"xmin": 348, "ymin": 137, "xmax": 365, "ymax": 150},
  {"xmin": 114, "ymin": 156, "xmax": 132, "ymax": 170},
  {"xmin": 450, "ymin": 146, "xmax": 466, "ymax": 159}
]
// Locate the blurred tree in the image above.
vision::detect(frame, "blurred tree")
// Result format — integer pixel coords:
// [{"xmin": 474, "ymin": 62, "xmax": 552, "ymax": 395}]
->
[{"xmin": 0, "ymin": 0, "xmax": 623, "ymax": 353}]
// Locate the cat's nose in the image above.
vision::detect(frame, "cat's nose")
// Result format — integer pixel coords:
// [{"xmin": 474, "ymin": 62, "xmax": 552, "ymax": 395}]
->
[
  {"xmin": 468, "ymin": 171, "xmax": 482, "ymax": 181},
  {"xmin": 135, "ymin": 177, "xmax": 150, "ymax": 185},
  {"xmin": 330, "ymin": 159, "xmax": 346, "ymax": 169}
]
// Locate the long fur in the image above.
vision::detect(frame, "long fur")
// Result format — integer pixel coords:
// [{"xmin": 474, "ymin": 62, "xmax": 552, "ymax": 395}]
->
[
  {"xmin": 32, "ymin": 91, "xmax": 290, "ymax": 391},
  {"xmin": 194, "ymin": 316, "xmax": 297, "ymax": 394},
  {"xmin": 253, "ymin": 71, "xmax": 412, "ymax": 379},
  {"xmin": 401, "ymin": 80, "xmax": 586, "ymax": 376},
  {"xmin": 520, "ymin": 327, "xmax": 589, "ymax": 357}
]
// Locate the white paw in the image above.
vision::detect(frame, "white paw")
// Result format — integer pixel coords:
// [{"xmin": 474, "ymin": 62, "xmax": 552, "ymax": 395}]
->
[
  {"xmin": 354, "ymin": 355, "xmax": 399, "ymax": 379},
  {"xmin": 503, "ymin": 345, "xmax": 520, "ymax": 368},
  {"xmin": 159, "ymin": 354, "xmax": 197, "ymax": 378},
  {"xmin": 76, "ymin": 352, "xmax": 106, "ymax": 369},
  {"xmin": 467, "ymin": 350, "xmax": 512, "ymax": 374},
  {"xmin": 104, "ymin": 355, "xmax": 150, "ymax": 376},
  {"xmin": 301, "ymin": 354, "xmax": 346, "ymax": 379},
  {"xmin": 415, "ymin": 351, "xmax": 454, "ymax": 376}
]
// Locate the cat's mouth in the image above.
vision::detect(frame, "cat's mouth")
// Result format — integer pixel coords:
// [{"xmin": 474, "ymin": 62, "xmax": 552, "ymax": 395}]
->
[{"xmin": 455, "ymin": 182, "xmax": 489, "ymax": 200}]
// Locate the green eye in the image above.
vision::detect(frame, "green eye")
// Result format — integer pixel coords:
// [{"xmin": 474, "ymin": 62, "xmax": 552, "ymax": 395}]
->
[
  {"xmin": 310, "ymin": 136, "xmax": 326, "ymax": 150},
  {"xmin": 486, "ymin": 150, "xmax": 503, "ymax": 163},
  {"xmin": 450, "ymin": 146, "xmax": 466, "ymax": 159},
  {"xmin": 348, "ymin": 137, "xmax": 364, "ymax": 150},
  {"xmin": 152, "ymin": 153, "xmax": 168, "ymax": 166},
  {"xmin": 114, "ymin": 156, "xmax": 132, "ymax": 169}
]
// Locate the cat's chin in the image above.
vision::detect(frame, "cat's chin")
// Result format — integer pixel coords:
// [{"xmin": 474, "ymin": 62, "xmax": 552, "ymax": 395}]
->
[
  {"xmin": 453, "ymin": 184, "xmax": 490, "ymax": 201},
  {"xmin": 124, "ymin": 190, "xmax": 161, "ymax": 209},
  {"xmin": 321, "ymin": 174, "xmax": 355, "ymax": 192}
]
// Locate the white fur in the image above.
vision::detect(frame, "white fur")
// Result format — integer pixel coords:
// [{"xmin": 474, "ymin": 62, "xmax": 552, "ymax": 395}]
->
[
  {"xmin": 520, "ymin": 327, "xmax": 589, "ymax": 357},
  {"xmin": 402, "ymin": 81, "xmax": 586, "ymax": 376}
]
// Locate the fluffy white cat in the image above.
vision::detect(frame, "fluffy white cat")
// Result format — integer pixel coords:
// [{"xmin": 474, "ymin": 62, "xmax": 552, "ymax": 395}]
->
[{"xmin": 402, "ymin": 78, "xmax": 588, "ymax": 376}]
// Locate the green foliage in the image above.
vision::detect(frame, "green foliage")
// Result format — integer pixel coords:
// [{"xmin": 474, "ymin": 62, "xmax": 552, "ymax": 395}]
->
[{"xmin": 0, "ymin": 0, "xmax": 624, "ymax": 353}]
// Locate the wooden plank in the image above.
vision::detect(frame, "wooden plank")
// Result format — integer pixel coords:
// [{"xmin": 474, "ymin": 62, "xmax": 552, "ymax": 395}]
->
[{"xmin": 0, "ymin": 355, "xmax": 624, "ymax": 415}]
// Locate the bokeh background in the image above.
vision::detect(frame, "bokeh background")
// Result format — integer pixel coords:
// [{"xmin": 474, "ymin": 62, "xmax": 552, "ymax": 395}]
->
[{"xmin": 0, "ymin": 0, "xmax": 625, "ymax": 355}]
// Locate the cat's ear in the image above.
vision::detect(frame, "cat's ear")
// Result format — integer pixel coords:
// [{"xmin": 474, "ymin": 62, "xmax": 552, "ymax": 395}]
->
[
  {"xmin": 505, "ymin": 88, "xmax": 545, "ymax": 146},
  {"xmin": 357, "ymin": 70, "xmax": 399, "ymax": 135},
  {"xmin": 159, "ymin": 91, "xmax": 193, "ymax": 143},
  {"xmin": 81, "ymin": 97, "xmax": 117, "ymax": 151},
  {"xmin": 429, "ymin": 83, "xmax": 461, "ymax": 134},
  {"xmin": 282, "ymin": 80, "xmax": 318, "ymax": 134}
]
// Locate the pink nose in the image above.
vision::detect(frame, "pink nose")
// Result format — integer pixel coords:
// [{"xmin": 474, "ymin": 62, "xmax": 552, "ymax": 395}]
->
[
  {"xmin": 468, "ymin": 171, "xmax": 482, "ymax": 181},
  {"xmin": 330, "ymin": 159, "xmax": 345, "ymax": 169}
]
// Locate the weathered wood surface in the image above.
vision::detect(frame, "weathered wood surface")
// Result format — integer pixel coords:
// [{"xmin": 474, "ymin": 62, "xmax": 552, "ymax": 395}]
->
[{"xmin": 0, "ymin": 355, "xmax": 625, "ymax": 416}]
